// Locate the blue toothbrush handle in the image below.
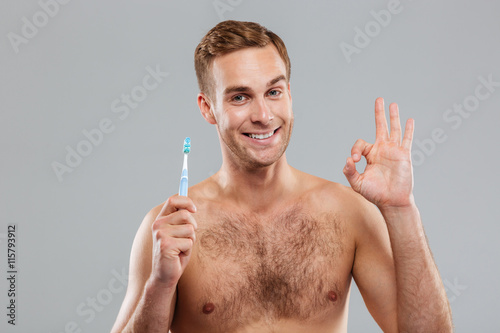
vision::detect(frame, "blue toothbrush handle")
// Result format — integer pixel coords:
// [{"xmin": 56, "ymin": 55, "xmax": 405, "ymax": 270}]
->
[{"xmin": 179, "ymin": 169, "xmax": 188, "ymax": 196}]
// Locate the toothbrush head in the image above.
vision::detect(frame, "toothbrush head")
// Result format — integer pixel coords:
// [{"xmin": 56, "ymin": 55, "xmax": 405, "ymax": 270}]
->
[{"xmin": 183, "ymin": 137, "xmax": 191, "ymax": 154}]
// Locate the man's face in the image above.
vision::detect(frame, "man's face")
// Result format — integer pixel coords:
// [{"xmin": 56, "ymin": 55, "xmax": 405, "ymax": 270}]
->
[{"xmin": 207, "ymin": 44, "xmax": 293, "ymax": 169}]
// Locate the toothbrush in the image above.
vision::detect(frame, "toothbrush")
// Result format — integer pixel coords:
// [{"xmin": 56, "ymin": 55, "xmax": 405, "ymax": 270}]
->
[{"xmin": 178, "ymin": 137, "xmax": 191, "ymax": 196}]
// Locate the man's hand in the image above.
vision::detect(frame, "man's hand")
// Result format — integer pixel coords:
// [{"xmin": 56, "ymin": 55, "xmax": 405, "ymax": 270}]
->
[
  {"xmin": 150, "ymin": 195, "xmax": 198, "ymax": 287},
  {"xmin": 343, "ymin": 97, "xmax": 415, "ymax": 209}
]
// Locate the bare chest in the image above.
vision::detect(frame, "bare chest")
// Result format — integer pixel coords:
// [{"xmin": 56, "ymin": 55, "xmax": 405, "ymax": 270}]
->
[{"xmin": 174, "ymin": 206, "xmax": 354, "ymax": 331}]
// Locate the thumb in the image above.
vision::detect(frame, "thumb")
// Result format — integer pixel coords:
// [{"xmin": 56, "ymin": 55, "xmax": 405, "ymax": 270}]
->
[{"xmin": 343, "ymin": 157, "xmax": 362, "ymax": 192}]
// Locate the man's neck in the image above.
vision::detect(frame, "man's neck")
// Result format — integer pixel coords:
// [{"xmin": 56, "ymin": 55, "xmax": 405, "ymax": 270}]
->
[{"xmin": 214, "ymin": 154, "xmax": 297, "ymax": 213}]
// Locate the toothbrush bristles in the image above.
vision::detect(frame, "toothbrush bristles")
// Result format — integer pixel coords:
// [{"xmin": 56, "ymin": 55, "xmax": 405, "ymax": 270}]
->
[{"xmin": 183, "ymin": 137, "xmax": 191, "ymax": 154}]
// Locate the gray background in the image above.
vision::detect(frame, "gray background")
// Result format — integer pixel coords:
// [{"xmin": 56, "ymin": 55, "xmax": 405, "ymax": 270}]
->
[{"xmin": 1, "ymin": 0, "xmax": 499, "ymax": 332}]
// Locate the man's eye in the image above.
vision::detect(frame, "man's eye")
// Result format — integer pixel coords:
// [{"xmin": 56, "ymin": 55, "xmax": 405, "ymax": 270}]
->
[
  {"xmin": 268, "ymin": 90, "xmax": 281, "ymax": 97},
  {"xmin": 233, "ymin": 95, "xmax": 245, "ymax": 102}
]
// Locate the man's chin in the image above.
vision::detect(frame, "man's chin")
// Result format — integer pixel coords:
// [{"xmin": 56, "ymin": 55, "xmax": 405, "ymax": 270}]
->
[
  {"xmin": 243, "ymin": 150, "xmax": 287, "ymax": 170},
  {"xmin": 244, "ymin": 159, "xmax": 276, "ymax": 170}
]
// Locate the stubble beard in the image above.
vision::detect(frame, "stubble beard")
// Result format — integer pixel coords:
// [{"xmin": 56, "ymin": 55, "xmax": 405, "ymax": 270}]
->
[{"xmin": 218, "ymin": 120, "xmax": 293, "ymax": 170}]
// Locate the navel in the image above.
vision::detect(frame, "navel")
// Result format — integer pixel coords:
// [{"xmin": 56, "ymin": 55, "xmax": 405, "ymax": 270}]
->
[
  {"xmin": 202, "ymin": 302, "xmax": 215, "ymax": 314},
  {"xmin": 327, "ymin": 290, "xmax": 338, "ymax": 302}
]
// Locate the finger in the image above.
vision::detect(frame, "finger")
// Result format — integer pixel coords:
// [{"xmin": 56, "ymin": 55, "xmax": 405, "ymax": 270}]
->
[
  {"xmin": 157, "ymin": 195, "xmax": 197, "ymax": 217},
  {"xmin": 166, "ymin": 238, "xmax": 194, "ymax": 257},
  {"xmin": 153, "ymin": 229, "xmax": 196, "ymax": 253},
  {"xmin": 343, "ymin": 157, "xmax": 361, "ymax": 193},
  {"xmin": 154, "ymin": 210, "xmax": 198, "ymax": 229},
  {"xmin": 375, "ymin": 97, "xmax": 389, "ymax": 141},
  {"xmin": 402, "ymin": 118, "xmax": 414, "ymax": 150},
  {"xmin": 164, "ymin": 224, "xmax": 197, "ymax": 242},
  {"xmin": 389, "ymin": 103, "xmax": 402, "ymax": 143},
  {"xmin": 351, "ymin": 139, "xmax": 373, "ymax": 162},
  {"xmin": 177, "ymin": 238, "xmax": 194, "ymax": 257}
]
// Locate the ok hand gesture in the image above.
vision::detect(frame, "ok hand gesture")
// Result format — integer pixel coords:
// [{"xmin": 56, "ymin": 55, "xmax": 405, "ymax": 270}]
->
[{"xmin": 343, "ymin": 97, "xmax": 415, "ymax": 209}]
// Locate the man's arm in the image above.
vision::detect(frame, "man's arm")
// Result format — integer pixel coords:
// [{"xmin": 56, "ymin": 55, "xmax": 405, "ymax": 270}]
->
[
  {"xmin": 120, "ymin": 279, "xmax": 177, "ymax": 332},
  {"xmin": 349, "ymin": 195, "xmax": 398, "ymax": 332},
  {"xmin": 380, "ymin": 203, "xmax": 452, "ymax": 330},
  {"xmin": 344, "ymin": 98, "xmax": 453, "ymax": 332},
  {"xmin": 111, "ymin": 196, "xmax": 197, "ymax": 332}
]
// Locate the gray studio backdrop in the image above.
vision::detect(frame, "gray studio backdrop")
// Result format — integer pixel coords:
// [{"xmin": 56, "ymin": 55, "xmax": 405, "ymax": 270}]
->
[{"xmin": 1, "ymin": 0, "xmax": 499, "ymax": 332}]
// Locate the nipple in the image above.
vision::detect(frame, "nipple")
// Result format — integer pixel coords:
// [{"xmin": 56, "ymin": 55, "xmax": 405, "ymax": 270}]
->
[
  {"xmin": 202, "ymin": 302, "xmax": 215, "ymax": 314},
  {"xmin": 327, "ymin": 290, "xmax": 337, "ymax": 302}
]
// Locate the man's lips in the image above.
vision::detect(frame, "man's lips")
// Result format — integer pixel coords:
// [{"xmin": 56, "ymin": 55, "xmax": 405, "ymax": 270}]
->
[{"xmin": 243, "ymin": 128, "xmax": 280, "ymax": 140}]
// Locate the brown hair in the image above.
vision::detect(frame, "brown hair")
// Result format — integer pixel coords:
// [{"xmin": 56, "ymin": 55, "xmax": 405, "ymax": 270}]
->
[{"xmin": 194, "ymin": 20, "xmax": 291, "ymax": 101}]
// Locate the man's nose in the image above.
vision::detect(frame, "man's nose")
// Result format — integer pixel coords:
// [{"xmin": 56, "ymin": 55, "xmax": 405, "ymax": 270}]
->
[{"xmin": 250, "ymin": 97, "xmax": 274, "ymax": 125}]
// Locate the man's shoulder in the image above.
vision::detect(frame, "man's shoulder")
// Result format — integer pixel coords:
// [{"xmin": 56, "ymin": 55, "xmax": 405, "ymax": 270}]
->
[
  {"xmin": 295, "ymin": 170, "xmax": 361, "ymax": 201},
  {"xmin": 186, "ymin": 176, "xmax": 219, "ymax": 202},
  {"xmin": 294, "ymin": 170, "xmax": 377, "ymax": 219}
]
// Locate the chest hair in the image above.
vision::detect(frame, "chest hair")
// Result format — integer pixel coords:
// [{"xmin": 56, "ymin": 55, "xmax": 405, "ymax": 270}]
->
[{"xmin": 195, "ymin": 205, "xmax": 347, "ymax": 325}]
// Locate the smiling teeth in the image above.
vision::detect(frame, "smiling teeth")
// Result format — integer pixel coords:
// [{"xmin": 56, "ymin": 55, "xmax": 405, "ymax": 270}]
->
[{"xmin": 248, "ymin": 130, "xmax": 275, "ymax": 140}]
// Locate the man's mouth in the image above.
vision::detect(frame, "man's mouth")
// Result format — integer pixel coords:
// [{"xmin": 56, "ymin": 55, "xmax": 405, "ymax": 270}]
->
[{"xmin": 244, "ymin": 128, "xmax": 278, "ymax": 140}]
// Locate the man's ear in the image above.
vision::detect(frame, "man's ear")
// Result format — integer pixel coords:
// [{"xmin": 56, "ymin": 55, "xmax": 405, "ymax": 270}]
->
[{"xmin": 198, "ymin": 93, "xmax": 217, "ymax": 125}]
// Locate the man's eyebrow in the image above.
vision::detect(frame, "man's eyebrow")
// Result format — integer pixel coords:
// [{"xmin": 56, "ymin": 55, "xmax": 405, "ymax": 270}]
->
[
  {"xmin": 267, "ymin": 75, "xmax": 286, "ymax": 87},
  {"xmin": 224, "ymin": 85, "xmax": 251, "ymax": 95},
  {"xmin": 223, "ymin": 75, "xmax": 287, "ymax": 96}
]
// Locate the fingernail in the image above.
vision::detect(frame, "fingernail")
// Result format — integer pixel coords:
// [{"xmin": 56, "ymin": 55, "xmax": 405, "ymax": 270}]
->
[{"xmin": 353, "ymin": 154, "xmax": 359, "ymax": 160}]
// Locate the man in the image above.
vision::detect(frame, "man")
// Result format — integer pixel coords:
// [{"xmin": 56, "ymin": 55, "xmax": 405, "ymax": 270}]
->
[{"xmin": 112, "ymin": 20, "xmax": 453, "ymax": 332}]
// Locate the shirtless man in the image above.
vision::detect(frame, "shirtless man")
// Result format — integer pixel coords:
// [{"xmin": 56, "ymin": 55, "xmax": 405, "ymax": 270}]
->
[{"xmin": 111, "ymin": 20, "xmax": 453, "ymax": 332}]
